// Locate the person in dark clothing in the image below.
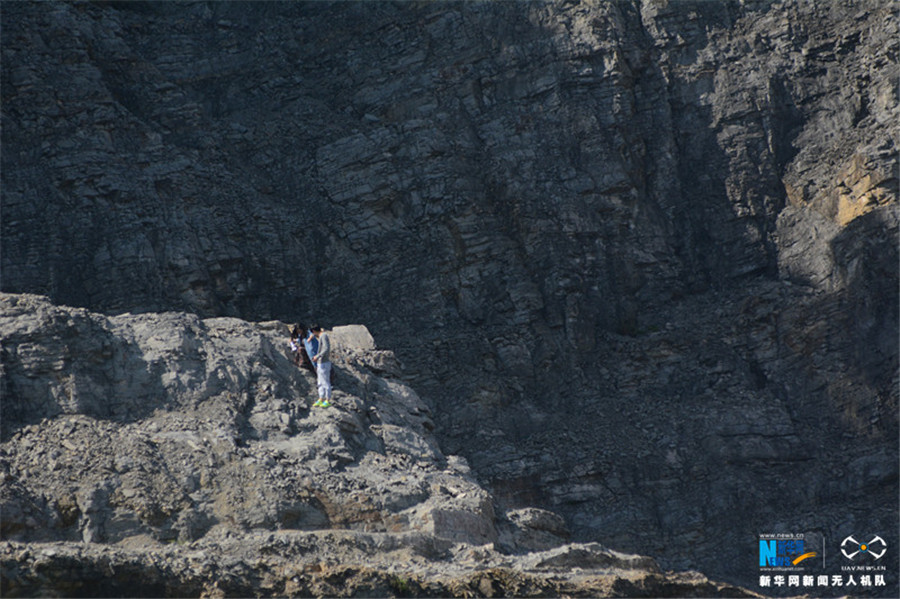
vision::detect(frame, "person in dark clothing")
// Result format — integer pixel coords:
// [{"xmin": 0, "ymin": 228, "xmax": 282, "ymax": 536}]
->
[{"xmin": 289, "ymin": 324, "xmax": 315, "ymax": 372}]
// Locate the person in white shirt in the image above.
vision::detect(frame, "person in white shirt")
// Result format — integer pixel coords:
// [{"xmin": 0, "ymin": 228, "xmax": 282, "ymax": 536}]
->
[{"xmin": 310, "ymin": 325, "xmax": 332, "ymax": 407}]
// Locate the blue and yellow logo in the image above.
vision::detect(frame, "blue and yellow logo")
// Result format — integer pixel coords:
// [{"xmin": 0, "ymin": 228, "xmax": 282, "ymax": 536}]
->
[{"xmin": 759, "ymin": 540, "xmax": 817, "ymax": 567}]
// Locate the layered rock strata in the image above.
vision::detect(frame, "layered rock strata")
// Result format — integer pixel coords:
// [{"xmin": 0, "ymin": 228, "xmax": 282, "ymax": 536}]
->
[
  {"xmin": 1, "ymin": 0, "xmax": 897, "ymax": 590},
  {"xmin": 0, "ymin": 293, "xmax": 754, "ymax": 597},
  {"xmin": 1, "ymin": 538, "xmax": 759, "ymax": 599},
  {"xmin": 1, "ymin": 293, "xmax": 494, "ymax": 548}
]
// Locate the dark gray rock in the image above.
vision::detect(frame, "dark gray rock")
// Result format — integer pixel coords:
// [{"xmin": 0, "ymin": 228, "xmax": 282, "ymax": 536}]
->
[
  {"xmin": 499, "ymin": 507, "xmax": 570, "ymax": 553},
  {"xmin": 1, "ymin": 0, "xmax": 897, "ymax": 592}
]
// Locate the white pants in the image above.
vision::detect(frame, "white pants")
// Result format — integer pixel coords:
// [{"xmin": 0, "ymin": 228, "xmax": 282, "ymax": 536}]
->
[{"xmin": 316, "ymin": 361, "xmax": 332, "ymax": 400}]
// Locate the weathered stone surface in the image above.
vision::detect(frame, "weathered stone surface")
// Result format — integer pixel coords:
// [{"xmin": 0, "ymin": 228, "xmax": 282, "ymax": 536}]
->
[
  {"xmin": 0, "ymin": 294, "xmax": 497, "ymax": 549},
  {"xmin": 1, "ymin": 0, "xmax": 897, "ymax": 593},
  {"xmin": 0, "ymin": 295, "xmax": 756, "ymax": 597},
  {"xmin": 499, "ymin": 507, "xmax": 570, "ymax": 553},
  {"xmin": 331, "ymin": 325, "xmax": 377, "ymax": 352},
  {"xmin": 521, "ymin": 543, "xmax": 660, "ymax": 574},
  {"xmin": 0, "ymin": 535, "xmax": 759, "ymax": 599}
]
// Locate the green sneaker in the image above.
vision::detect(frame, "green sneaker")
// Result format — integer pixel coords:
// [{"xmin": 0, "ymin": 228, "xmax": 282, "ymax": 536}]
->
[
  {"xmin": 320, "ymin": 400, "xmax": 331, "ymax": 408},
  {"xmin": 313, "ymin": 399, "xmax": 323, "ymax": 407}
]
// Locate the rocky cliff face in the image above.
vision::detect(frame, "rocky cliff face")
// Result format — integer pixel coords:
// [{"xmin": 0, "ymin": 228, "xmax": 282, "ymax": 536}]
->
[
  {"xmin": 0, "ymin": 293, "xmax": 755, "ymax": 597},
  {"xmin": 1, "ymin": 294, "xmax": 486, "ymax": 545},
  {"xmin": 2, "ymin": 0, "xmax": 897, "ymax": 593}
]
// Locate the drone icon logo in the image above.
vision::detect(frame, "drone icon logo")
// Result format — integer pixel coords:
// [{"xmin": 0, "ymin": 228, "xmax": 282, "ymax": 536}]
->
[{"xmin": 841, "ymin": 535, "xmax": 887, "ymax": 560}]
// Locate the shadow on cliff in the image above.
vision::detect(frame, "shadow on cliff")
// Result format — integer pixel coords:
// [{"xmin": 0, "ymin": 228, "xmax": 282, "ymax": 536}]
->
[
  {"xmin": 829, "ymin": 207, "xmax": 899, "ymax": 394},
  {"xmin": 1, "ymin": 324, "xmax": 177, "ymax": 440},
  {"xmin": 0, "ymin": 302, "xmax": 305, "ymax": 441}
]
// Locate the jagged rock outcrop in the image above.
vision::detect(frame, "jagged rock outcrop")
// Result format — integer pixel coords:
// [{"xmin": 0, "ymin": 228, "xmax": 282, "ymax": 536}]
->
[
  {"xmin": 0, "ymin": 294, "xmax": 754, "ymax": 597},
  {"xmin": 1, "ymin": 538, "xmax": 759, "ymax": 599},
  {"xmin": 0, "ymin": 293, "xmax": 493, "ymax": 547},
  {"xmin": 1, "ymin": 0, "xmax": 897, "ymax": 592}
]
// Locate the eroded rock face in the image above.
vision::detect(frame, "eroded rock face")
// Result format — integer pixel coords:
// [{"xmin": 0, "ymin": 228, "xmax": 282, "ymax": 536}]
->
[
  {"xmin": 1, "ymin": 0, "xmax": 897, "ymax": 591},
  {"xmin": 0, "ymin": 294, "xmax": 754, "ymax": 597},
  {"xmin": 0, "ymin": 536, "xmax": 758, "ymax": 599},
  {"xmin": 0, "ymin": 293, "xmax": 492, "ymax": 547}
]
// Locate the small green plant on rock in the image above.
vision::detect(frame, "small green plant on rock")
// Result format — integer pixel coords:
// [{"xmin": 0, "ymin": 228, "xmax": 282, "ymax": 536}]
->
[{"xmin": 389, "ymin": 574, "xmax": 412, "ymax": 597}]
